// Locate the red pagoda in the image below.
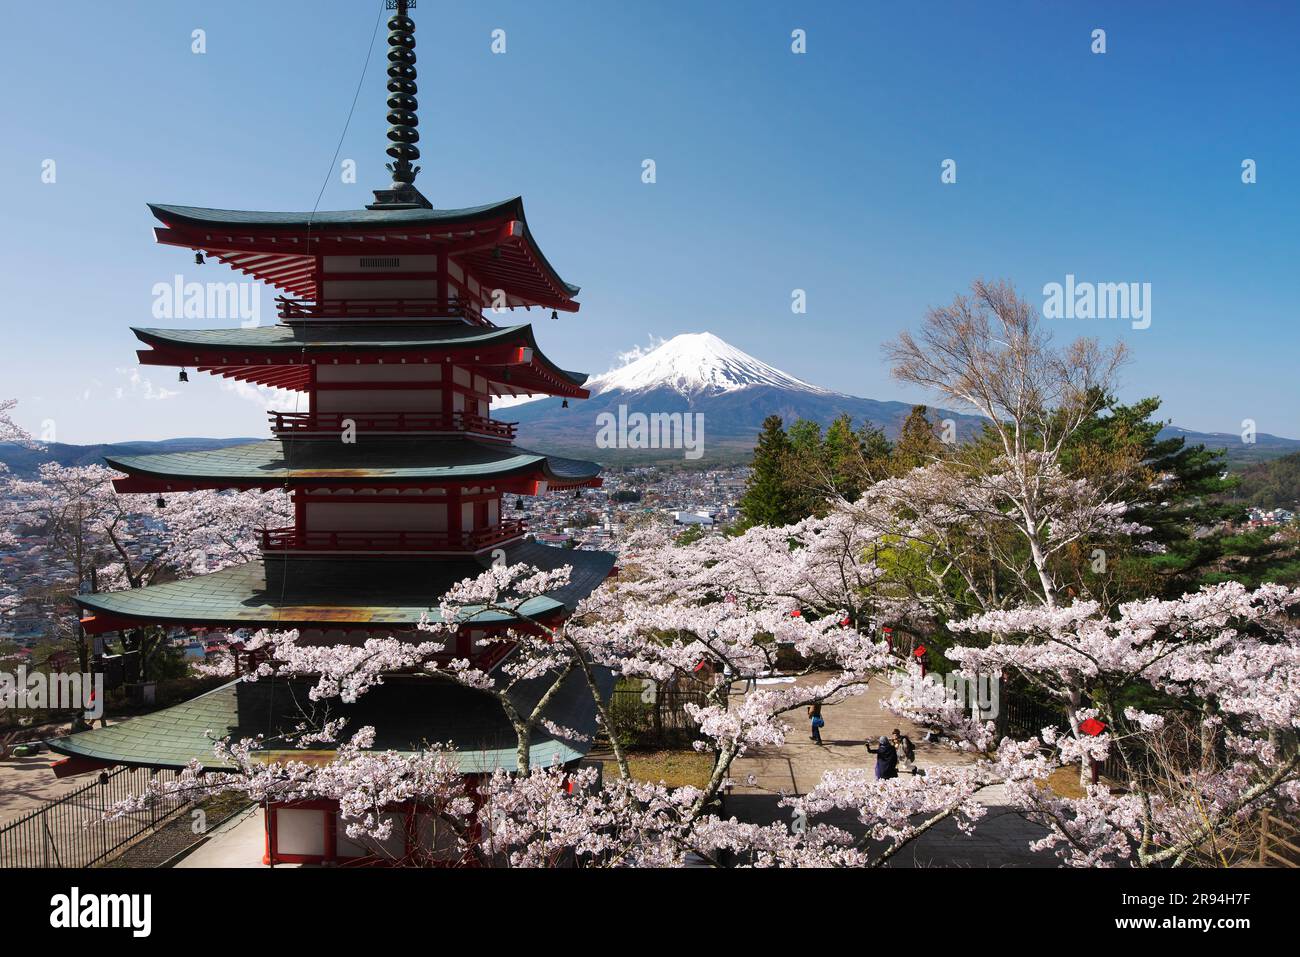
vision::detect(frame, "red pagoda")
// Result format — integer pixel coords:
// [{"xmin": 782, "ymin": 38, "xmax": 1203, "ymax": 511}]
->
[{"xmin": 48, "ymin": 1, "xmax": 613, "ymax": 865}]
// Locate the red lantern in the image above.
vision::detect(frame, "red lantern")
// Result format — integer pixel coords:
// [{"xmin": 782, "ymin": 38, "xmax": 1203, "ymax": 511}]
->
[
  {"xmin": 1079, "ymin": 718, "xmax": 1107, "ymax": 737},
  {"xmin": 912, "ymin": 645, "xmax": 926, "ymax": 657},
  {"xmin": 840, "ymin": 616, "xmax": 851, "ymax": 627},
  {"xmin": 790, "ymin": 609, "xmax": 802, "ymax": 618}
]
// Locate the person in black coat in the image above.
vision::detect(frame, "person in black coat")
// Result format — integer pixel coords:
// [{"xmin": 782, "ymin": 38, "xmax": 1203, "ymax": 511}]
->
[{"xmin": 866, "ymin": 735, "xmax": 898, "ymax": 779}]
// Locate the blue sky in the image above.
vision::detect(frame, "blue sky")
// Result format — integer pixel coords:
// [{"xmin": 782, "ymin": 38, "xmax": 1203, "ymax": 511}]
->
[{"xmin": 1, "ymin": 0, "xmax": 1297, "ymax": 443}]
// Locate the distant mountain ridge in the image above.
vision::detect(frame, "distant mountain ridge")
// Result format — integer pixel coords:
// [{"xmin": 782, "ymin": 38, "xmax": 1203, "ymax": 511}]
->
[
  {"xmin": 4, "ymin": 335, "xmax": 1296, "ymax": 470},
  {"xmin": 503, "ymin": 333, "xmax": 1300, "ymax": 464},
  {"xmin": 503, "ymin": 332, "xmax": 988, "ymax": 462},
  {"xmin": 0, "ymin": 437, "xmax": 259, "ymax": 477},
  {"xmin": 1154, "ymin": 426, "xmax": 1300, "ymax": 465}
]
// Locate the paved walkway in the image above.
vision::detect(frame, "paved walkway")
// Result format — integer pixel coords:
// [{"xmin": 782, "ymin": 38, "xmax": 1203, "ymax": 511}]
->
[{"xmin": 725, "ymin": 672, "xmax": 1055, "ymax": 867}]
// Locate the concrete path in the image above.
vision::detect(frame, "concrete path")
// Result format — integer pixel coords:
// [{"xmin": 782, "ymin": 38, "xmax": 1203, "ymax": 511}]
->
[
  {"xmin": 175, "ymin": 805, "xmax": 285, "ymax": 868},
  {"xmin": 724, "ymin": 672, "xmax": 1056, "ymax": 867}
]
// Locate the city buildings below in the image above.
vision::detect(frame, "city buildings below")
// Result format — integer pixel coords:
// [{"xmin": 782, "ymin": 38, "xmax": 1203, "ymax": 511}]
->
[{"xmin": 1247, "ymin": 507, "xmax": 1296, "ymax": 527}]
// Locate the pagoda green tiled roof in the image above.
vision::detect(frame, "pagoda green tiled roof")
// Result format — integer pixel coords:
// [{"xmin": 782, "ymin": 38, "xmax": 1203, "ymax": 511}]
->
[
  {"xmin": 131, "ymin": 323, "xmax": 589, "ymax": 387},
  {"xmin": 104, "ymin": 437, "xmax": 601, "ymax": 486},
  {"xmin": 76, "ymin": 541, "xmax": 616, "ymax": 630},
  {"xmin": 45, "ymin": 667, "xmax": 614, "ymax": 773}
]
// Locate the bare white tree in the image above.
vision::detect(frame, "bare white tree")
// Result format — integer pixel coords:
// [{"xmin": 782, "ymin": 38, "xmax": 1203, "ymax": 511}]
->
[{"xmin": 885, "ymin": 280, "xmax": 1129, "ymax": 607}]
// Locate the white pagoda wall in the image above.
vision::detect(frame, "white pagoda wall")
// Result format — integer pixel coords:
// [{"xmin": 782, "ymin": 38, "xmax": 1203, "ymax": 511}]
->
[{"xmin": 305, "ymin": 501, "xmax": 448, "ymax": 531}]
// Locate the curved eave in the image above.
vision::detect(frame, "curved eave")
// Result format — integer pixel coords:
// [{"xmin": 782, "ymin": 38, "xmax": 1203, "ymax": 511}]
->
[
  {"xmin": 131, "ymin": 323, "xmax": 590, "ymax": 398},
  {"xmin": 45, "ymin": 666, "xmax": 614, "ymax": 774},
  {"xmin": 148, "ymin": 197, "xmax": 580, "ymax": 309},
  {"xmin": 103, "ymin": 439, "xmax": 602, "ymax": 493},
  {"xmin": 77, "ymin": 587, "xmax": 567, "ymax": 633},
  {"xmin": 74, "ymin": 543, "xmax": 615, "ymax": 635}
]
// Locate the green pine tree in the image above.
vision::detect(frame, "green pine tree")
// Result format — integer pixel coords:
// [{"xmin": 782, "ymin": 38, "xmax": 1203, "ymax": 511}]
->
[
  {"xmin": 740, "ymin": 415, "xmax": 798, "ymax": 528},
  {"xmin": 1063, "ymin": 393, "xmax": 1296, "ymax": 596},
  {"xmin": 890, "ymin": 405, "xmax": 943, "ymax": 473}
]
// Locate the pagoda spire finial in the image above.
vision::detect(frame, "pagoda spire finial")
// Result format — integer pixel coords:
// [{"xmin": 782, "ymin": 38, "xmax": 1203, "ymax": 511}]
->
[{"xmin": 369, "ymin": 0, "xmax": 432, "ymax": 209}]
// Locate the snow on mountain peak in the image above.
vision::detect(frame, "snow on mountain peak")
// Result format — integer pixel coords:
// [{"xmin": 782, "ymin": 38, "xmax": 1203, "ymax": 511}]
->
[{"xmin": 586, "ymin": 332, "xmax": 831, "ymax": 398}]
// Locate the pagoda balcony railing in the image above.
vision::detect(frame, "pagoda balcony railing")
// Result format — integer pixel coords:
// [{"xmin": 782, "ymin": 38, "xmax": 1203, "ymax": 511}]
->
[
  {"xmin": 275, "ymin": 295, "xmax": 485, "ymax": 322},
  {"xmin": 259, "ymin": 520, "xmax": 528, "ymax": 554},
  {"xmin": 269, "ymin": 410, "xmax": 517, "ymax": 441}
]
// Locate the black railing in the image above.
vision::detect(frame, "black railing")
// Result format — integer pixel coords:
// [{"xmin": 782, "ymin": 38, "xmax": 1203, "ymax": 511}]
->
[
  {"xmin": 276, "ymin": 296, "xmax": 485, "ymax": 323},
  {"xmin": 260, "ymin": 519, "xmax": 527, "ymax": 554},
  {"xmin": 1001, "ymin": 691, "xmax": 1068, "ymax": 741},
  {"xmin": 268, "ymin": 410, "xmax": 517, "ymax": 441},
  {"xmin": 607, "ymin": 681, "xmax": 710, "ymax": 748},
  {"xmin": 1001, "ymin": 691, "xmax": 1135, "ymax": 785},
  {"xmin": 0, "ymin": 766, "xmax": 189, "ymax": 868}
]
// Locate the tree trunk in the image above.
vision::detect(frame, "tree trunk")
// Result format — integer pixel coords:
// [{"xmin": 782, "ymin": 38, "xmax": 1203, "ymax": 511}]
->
[
  {"xmin": 1064, "ymin": 688, "xmax": 1090, "ymax": 788},
  {"xmin": 514, "ymin": 721, "xmax": 531, "ymax": 775},
  {"xmin": 1199, "ymin": 700, "xmax": 1217, "ymax": 773}
]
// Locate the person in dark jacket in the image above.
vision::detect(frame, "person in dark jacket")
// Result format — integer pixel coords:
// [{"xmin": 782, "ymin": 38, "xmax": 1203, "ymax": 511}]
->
[{"xmin": 866, "ymin": 735, "xmax": 898, "ymax": 779}]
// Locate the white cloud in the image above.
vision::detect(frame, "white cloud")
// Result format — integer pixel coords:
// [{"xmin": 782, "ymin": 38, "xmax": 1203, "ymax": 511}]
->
[
  {"xmin": 114, "ymin": 367, "xmax": 179, "ymax": 401},
  {"xmin": 218, "ymin": 377, "xmax": 298, "ymax": 411},
  {"xmin": 613, "ymin": 334, "xmax": 666, "ymax": 368}
]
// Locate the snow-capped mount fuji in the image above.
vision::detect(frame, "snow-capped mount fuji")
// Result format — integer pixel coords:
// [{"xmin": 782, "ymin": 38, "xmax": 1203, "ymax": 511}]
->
[
  {"xmin": 583, "ymin": 332, "xmax": 832, "ymax": 398},
  {"xmin": 501, "ymin": 332, "xmax": 987, "ymax": 462}
]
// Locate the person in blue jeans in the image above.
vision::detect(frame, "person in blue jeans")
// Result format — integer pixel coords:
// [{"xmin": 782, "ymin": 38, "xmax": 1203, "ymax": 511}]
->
[{"xmin": 808, "ymin": 703, "xmax": 824, "ymax": 745}]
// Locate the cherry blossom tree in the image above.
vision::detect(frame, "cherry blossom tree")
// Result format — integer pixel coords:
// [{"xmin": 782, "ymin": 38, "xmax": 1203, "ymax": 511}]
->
[
  {"xmin": 102, "ymin": 511, "xmax": 1300, "ymax": 867},
  {"xmin": 0, "ymin": 398, "xmax": 34, "ymax": 449},
  {"xmin": 0, "ymin": 459, "xmax": 288, "ymax": 679},
  {"xmin": 89, "ymin": 282, "xmax": 1300, "ymax": 867},
  {"xmin": 889, "ymin": 581, "xmax": 1300, "ymax": 866},
  {"xmin": 105, "ymin": 522, "xmax": 1020, "ymax": 867},
  {"xmin": 848, "ymin": 455, "xmax": 1149, "ymax": 620},
  {"xmin": 0, "ymin": 399, "xmax": 33, "ymax": 614}
]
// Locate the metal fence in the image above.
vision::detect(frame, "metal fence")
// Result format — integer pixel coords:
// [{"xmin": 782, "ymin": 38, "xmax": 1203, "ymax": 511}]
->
[
  {"xmin": 1001, "ymin": 692, "xmax": 1143, "ymax": 785},
  {"xmin": 607, "ymin": 682, "xmax": 710, "ymax": 747},
  {"xmin": 1001, "ymin": 691, "xmax": 1067, "ymax": 741},
  {"xmin": 0, "ymin": 766, "xmax": 189, "ymax": 868}
]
